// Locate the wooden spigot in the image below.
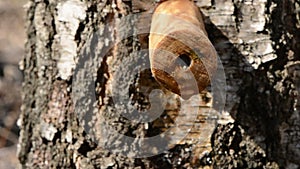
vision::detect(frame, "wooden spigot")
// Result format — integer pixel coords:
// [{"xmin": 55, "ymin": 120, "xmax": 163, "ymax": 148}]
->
[{"xmin": 149, "ymin": 0, "xmax": 217, "ymax": 99}]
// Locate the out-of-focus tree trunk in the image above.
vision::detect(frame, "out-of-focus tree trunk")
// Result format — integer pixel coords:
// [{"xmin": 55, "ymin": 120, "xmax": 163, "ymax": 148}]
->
[{"xmin": 18, "ymin": 0, "xmax": 299, "ymax": 168}]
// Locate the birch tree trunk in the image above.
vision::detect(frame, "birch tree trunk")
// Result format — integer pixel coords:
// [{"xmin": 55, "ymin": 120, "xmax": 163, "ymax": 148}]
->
[{"xmin": 18, "ymin": 0, "xmax": 299, "ymax": 168}]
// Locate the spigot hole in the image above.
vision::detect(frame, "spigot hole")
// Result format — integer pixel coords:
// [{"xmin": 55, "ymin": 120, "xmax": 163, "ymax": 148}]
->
[{"xmin": 175, "ymin": 54, "xmax": 192, "ymax": 69}]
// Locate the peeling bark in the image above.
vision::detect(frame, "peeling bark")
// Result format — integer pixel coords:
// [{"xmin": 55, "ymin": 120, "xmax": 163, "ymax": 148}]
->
[{"xmin": 19, "ymin": 0, "xmax": 299, "ymax": 168}]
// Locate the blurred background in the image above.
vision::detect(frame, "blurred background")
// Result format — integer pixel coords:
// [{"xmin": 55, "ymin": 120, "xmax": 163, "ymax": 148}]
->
[{"xmin": 0, "ymin": 0, "xmax": 27, "ymax": 168}]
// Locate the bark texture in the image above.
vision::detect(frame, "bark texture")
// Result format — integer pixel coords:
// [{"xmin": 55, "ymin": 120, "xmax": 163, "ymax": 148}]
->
[{"xmin": 19, "ymin": 0, "xmax": 299, "ymax": 168}]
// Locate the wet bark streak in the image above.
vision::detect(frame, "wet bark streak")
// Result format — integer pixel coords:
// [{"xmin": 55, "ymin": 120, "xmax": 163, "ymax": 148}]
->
[{"xmin": 19, "ymin": 0, "xmax": 300, "ymax": 168}]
